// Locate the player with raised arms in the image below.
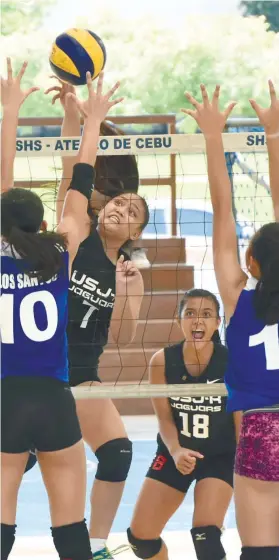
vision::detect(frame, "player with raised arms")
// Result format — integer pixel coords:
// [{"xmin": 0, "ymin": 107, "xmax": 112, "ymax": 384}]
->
[
  {"xmin": 127, "ymin": 289, "xmax": 240, "ymax": 560},
  {"xmin": 182, "ymin": 82, "xmax": 279, "ymax": 559},
  {"xmin": 43, "ymin": 76, "xmax": 149, "ymax": 559},
  {"xmin": 1, "ymin": 59, "xmax": 122, "ymax": 560}
]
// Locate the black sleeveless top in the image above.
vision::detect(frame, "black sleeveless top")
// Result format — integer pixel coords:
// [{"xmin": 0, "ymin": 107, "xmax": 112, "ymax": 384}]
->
[
  {"xmin": 67, "ymin": 228, "xmax": 128, "ymax": 383},
  {"xmin": 158, "ymin": 341, "xmax": 236, "ymax": 457}
]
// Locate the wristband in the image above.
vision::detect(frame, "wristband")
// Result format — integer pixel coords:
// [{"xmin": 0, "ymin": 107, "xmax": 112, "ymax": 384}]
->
[{"xmin": 68, "ymin": 163, "xmax": 95, "ymax": 200}]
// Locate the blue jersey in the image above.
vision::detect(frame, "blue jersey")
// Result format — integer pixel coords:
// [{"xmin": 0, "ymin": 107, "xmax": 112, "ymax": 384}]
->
[
  {"xmin": 226, "ymin": 277, "xmax": 279, "ymax": 412},
  {"xmin": 1, "ymin": 243, "xmax": 69, "ymax": 381}
]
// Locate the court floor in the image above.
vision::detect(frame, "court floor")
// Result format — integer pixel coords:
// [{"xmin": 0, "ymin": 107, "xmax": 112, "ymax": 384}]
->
[{"xmin": 11, "ymin": 416, "xmax": 241, "ymax": 559}]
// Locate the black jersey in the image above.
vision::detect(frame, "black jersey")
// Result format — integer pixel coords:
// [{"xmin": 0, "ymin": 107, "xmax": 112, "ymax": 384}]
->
[
  {"xmin": 67, "ymin": 228, "xmax": 128, "ymax": 384},
  {"xmin": 159, "ymin": 341, "xmax": 236, "ymax": 457}
]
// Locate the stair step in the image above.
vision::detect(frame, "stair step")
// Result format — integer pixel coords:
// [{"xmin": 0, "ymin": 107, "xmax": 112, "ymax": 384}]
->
[
  {"xmin": 107, "ymin": 319, "xmax": 182, "ymax": 346},
  {"xmin": 99, "ymin": 347, "xmax": 160, "ymax": 383},
  {"xmin": 141, "ymin": 264, "xmax": 194, "ymax": 292},
  {"xmin": 139, "ymin": 291, "xmax": 186, "ymax": 319},
  {"xmin": 133, "ymin": 237, "xmax": 186, "ymax": 264}
]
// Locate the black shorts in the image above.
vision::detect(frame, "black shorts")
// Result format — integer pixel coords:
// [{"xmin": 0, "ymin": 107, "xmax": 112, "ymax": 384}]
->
[
  {"xmin": 1, "ymin": 376, "xmax": 82, "ymax": 453},
  {"xmin": 146, "ymin": 441, "xmax": 235, "ymax": 493},
  {"xmin": 69, "ymin": 366, "xmax": 101, "ymax": 387}
]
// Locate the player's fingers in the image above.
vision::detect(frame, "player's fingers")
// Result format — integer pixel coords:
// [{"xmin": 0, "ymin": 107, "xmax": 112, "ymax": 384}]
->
[
  {"xmin": 7, "ymin": 57, "xmax": 13, "ymax": 81},
  {"xmin": 96, "ymin": 71, "xmax": 104, "ymax": 96},
  {"xmin": 180, "ymin": 108, "xmax": 197, "ymax": 119},
  {"xmin": 24, "ymin": 87, "xmax": 40, "ymax": 99},
  {"xmin": 179, "ymin": 464, "xmax": 194, "ymax": 475},
  {"xmin": 212, "ymin": 85, "xmax": 221, "ymax": 108},
  {"xmin": 106, "ymin": 81, "xmax": 121, "ymax": 100},
  {"xmin": 200, "ymin": 84, "xmax": 210, "ymax": 106},
  {"xmin": 249, "ymin": 99, "xmax": 261, "ymax": 115},
  {"xmin": 189, "ymin": 451, "xmax": 204, "ymax": 459},
  {"xmin": 86, "ymin": 71, "xmax": 93, "ymax": 94},
  {"xmin": 117, "ymin": 254, "xmax": 125, "ymax": 266},
  {"xmin": 17, "ymin": 61, "xmax": 28, "ymax": 82},
  {"xmin": 44, "ymin": 86, "xmax": 61, "ymax": 95},
  {"xmin": 109, "ymin": 96, "xmax": 124, "ymax": 108},
  {"xmin": 184, "ymin": 91, "xmax": 200, "ymax": 110},
  {"xmin": 268, "ymin": 79, "xmax": 277, "ymax": 103},
  {"xmin": 223, "ymin": 101, "xmax": 237, "ymax": 120},
  {"xmin": 49, "ymin": 74, "xmax": 62, "ymax": 81},
  {"xmin": 52, "ymin": 93, "xmax": 61, "ymax": 105},
  {"xmin": 126, "ymin": 266, "xmax": 138, "ymax": 276}
]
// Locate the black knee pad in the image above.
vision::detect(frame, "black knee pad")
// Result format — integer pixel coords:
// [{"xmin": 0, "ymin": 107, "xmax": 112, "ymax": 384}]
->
[
  {"xmin": 241, "ymin": 546, "xmax": 279, "ymax": 560},
  {"xmin": 191, "ymin": 526, "xmax": 226, "ymax": 560},
  {"xmin": 95, "ymin": 438, "xmax": 132, "ymax": 482},
  {"xmin": 51, "ymin": 519, "xmax": 92, "ymax": 559},
  {"xmin": 127, "ymin": 528, "xmax": 163, "ymax": 559}
]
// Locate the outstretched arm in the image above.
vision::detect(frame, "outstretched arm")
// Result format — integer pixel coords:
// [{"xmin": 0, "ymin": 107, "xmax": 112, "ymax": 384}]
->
[
  {"xmin": 45, "ymin": 77, "xmax": 80, "ymax": 223},
  {"xmin": 45, "ymin": 76, "xmax": 80, "ymax": 223},
  {"xmin": 249, "ymin": 80, "xmax": 279, "ymax": 222},
  {"xmin": 181, "ymin": 85, "xmax": 247, "ymax": 322},
  {"xmin": 57, "ymin": 72, "xmax": 123, "ymax": 262},
  {"xmin": 1, "ymin": 59, "xmax": 39, "ymax": 193}
]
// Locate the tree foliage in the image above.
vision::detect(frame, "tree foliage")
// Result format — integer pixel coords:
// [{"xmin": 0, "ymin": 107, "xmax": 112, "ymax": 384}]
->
[
  {"xmin": 1, "ymin": 0, "xmax": 55, "ymax": 36},
  {"xmin": 240, "ymin": 1, "xmax": 279, "ymax": 32},
  {"xmin": 1, "ymin": 6, "xmax": 278, "ymax": 119}
]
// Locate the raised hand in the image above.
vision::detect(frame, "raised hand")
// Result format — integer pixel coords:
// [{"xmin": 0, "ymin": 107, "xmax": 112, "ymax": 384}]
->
[
  {"xmin": 249, "ymin": 80, "xmax": 279, "ymax": 135},
  {"xmin": 1, "ymin": 58, "xmax": 39, "ymax": 111},
  {"xmin": 116, "ymin": 254, "xmax": 142, "ymax": 292},
  {"xmin": 67, "ymin": 71, "xmax": 123, "ymax": 122},
  {"xmin": 181, "ymin": 84, "xmax": 236, "ymax": 137},
  {"xmin": 44, "ymin": 75, "xmax": 77, "ymax": 112}
]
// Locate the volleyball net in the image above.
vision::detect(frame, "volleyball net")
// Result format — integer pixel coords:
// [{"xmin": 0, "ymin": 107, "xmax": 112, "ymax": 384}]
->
[{"xmin": 14, "ymin": 131, "xmax": 270, "ymax": 401}]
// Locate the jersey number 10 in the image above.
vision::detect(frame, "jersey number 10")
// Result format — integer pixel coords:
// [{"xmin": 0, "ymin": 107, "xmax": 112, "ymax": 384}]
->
[{"xmin": 0, "ymin": 292, "xmax": 58, "ymax": 343}]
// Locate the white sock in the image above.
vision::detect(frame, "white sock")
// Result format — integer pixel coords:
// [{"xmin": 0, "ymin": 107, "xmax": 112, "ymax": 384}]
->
[{"xmin": 90, "ymin": 538, "xmax": 106, "ymax": 554}]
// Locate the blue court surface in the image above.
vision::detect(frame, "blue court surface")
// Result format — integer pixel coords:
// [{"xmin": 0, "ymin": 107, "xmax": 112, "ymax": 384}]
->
[{"xmin": 11, "ymin": 416, "xmax": 241, "ymax": 559}]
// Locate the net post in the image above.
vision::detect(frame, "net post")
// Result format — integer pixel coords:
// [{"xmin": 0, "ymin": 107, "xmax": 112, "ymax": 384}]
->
[{"xmin": 169, "ymin": 117, "xmax": 177, "ymax": 236}]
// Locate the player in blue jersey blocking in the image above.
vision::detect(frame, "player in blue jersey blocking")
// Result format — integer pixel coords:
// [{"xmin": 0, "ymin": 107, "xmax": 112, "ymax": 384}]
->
[
  {"xmin": 1, "ymin": 58, "xmax": 123, "ymax": 560},
  {"xmin": 182, "ymin": 81, "xmax": 279, "ymax": 559}
]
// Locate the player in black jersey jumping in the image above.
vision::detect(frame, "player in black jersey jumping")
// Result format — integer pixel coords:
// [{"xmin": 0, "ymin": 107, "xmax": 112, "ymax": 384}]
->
[
  {"xmin": 127, "ymin": 289, "xmax": 241, "ymax": 560},
  {"xmin": 42, "ymin": 79, "xmax": 150, "ymax": 559}
]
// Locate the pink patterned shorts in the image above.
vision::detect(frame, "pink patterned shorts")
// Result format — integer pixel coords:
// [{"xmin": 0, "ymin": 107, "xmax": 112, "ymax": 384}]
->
[{"xmin": 235, "ymin": 409, "xmax": 279, "ymax": 482}]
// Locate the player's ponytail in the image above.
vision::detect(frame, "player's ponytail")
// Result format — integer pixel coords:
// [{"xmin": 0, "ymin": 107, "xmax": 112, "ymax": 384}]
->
[
  {"xmin": 250, "ymin": 223, "xmax": 279, "ymax": 325},
  {"xmin": 1, "ymin": 188, "xmax": 67, "ymax": 282}
]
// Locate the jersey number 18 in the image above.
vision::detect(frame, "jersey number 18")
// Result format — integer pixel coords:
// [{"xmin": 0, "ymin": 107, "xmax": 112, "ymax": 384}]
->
[{"xmin": 179, "ymin": 412, "xmax": 209, "ymax": 439}]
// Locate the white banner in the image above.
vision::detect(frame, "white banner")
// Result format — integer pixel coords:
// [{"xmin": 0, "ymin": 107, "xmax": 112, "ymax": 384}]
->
[{"xmin": 15, "ymin": 132, "xmax": 267, "ymax": 157}]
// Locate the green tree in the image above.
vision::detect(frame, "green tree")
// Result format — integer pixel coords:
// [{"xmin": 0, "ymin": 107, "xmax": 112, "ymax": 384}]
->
[
  {"xmin": 240, "ymin": 1, "xmax": 279, "ymax": 32},
  {"xmin": 1, "ymin": 7, "xmax": 278, "ymax": 118},
  {"xmin": 1, "ymin": 0, "xmax": 55, "ymax": 36}
]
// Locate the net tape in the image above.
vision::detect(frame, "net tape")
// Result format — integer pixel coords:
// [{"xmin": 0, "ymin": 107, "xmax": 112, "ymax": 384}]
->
[
  {"xmin": 16, "ymin": 132, "xmax": 267, "ymax": 157},
  {"xmin": 71, "ymin": 383, "xmax": 228, "ymax": 400}
]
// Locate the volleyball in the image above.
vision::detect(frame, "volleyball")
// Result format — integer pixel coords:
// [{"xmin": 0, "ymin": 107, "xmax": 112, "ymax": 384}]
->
[{"xmin": 49, "ymin": 28, "xmax": 106, "ymax": 86}]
